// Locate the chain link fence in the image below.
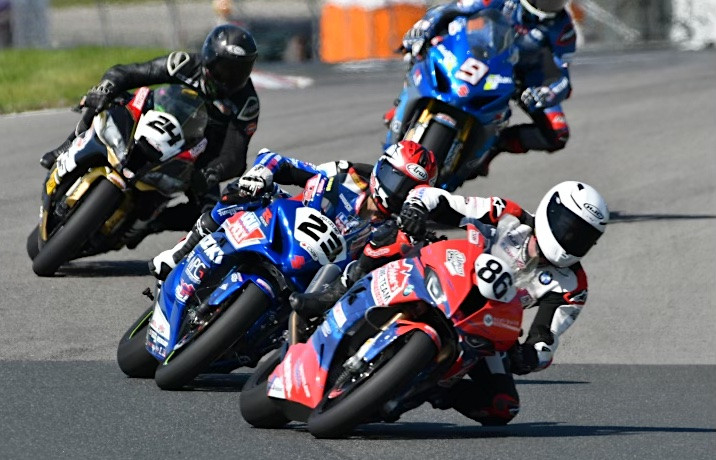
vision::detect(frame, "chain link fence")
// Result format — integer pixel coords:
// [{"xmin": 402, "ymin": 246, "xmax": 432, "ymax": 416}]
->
[{"xmin": 2, "ymin": 1, "xmax": 714, "ymax": 57}]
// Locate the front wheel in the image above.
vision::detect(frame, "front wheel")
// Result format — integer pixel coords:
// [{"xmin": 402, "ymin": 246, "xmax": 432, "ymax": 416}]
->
[
  {"xmin": 32, "ymin": 178, "xmax": 123, "ymax": 276},
  {"xmin": 26, "ymin": 226, "xmax": 40, "ymax": 260},
  {"xmin": 239, "ymin": 349, "xmax": 290, "ymax": 428},
  {"xmin": 117, "ymin": 307, "xmax": 158, "ymax": 378},
  {"xmin": 154, "ymin": 283, "xmax": 269, "ymax": 391},
  {"xmin": 307, "ymin": 330, "xmax": 437, "ymax": 438}
]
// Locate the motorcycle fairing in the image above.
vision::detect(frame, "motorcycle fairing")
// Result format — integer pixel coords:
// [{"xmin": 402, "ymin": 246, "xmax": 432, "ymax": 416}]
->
[{"xmin": 146, "ymin": 196, "xmax": 352, "ymax": 362}]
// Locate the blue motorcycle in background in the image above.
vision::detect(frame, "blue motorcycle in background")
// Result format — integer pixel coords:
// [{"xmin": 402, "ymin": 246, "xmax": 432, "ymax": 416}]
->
[
  {"xmin": 117, "ymin": 174, "xmax": 359, "ymax": 390},
  {"xmin": 385, "ymin": 9, "xmax": 517, "ymax": 191}
]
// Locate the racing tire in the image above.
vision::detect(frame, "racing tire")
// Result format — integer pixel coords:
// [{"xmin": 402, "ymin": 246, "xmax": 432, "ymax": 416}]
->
[
  {"xmin": 26, "ymin": 226, "xmax": 40, "ymax": 260},
  {"xmin": 32, "ymin": 178, "xmax": 123, "ymax": 276},
  {"xmin": 418, "ymin": 120, "xmax": 457, "ymax": 168},
  {"xmin": 239, "ymin": 349, "xmax": 290, "ymax": 428},
  {"xmin": 117, "ymin": 307, "xmax": 158, "ymax": 378},
  {"xmin": 154, "ymin": 283, "xmax": 269, "ymax": 391},
  {"xmin": 307, "ymin": 330, "xmax": 437, "ymax": 439}
]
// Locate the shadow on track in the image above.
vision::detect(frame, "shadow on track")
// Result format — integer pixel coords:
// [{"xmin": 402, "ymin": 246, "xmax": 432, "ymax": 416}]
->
[
  {"xmin": 55, "ymin": 259, "xmax": 150, "ymax": 277},
  {"xmin": 351, "ymin": 421, "xmax": 716, "ymax": 440},
  {"xmin": 609, "ymin": 211, "xmax": 716, "ymax": 224}
]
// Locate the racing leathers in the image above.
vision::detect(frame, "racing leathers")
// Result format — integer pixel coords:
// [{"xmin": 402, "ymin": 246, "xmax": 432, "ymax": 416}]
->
[
  {"xmin": 400, "ymin": 185, "xmax": 589, "ymax": 425},
  {"xmin": 395, "ymin": 0, "xmax": 576, "ymax": 175},
  {"xmin": 42, "ymin": 52, "xmax": 260, "ymax": 243},
  {"xmin": 149, "ymin": 149, "xmax": 378, "ymax": 280}
]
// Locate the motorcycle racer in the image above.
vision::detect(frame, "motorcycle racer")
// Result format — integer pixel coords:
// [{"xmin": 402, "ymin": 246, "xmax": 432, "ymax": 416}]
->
[
  {"xmin": 294, "ymin": 179, "xmax": 608, "ymax": 426},
  {"xmin": 396, "ymin": 0, "xmax": 577, "ymax": 177},
  {"xmin": 40, "ymin": 24, "xmax": 260, "ymax": 247},
  {"xmin": 149, "ymin": 140, "xmax": 439, "ymax": 281}
]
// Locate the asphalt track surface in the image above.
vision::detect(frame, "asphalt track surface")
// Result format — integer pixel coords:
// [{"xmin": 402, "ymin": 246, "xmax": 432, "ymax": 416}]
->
[{"xmin": 1, "ymin": 49, "xmax": 714, "ymax": 459}]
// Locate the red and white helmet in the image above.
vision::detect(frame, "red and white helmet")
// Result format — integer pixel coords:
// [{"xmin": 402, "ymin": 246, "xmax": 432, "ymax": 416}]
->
[
  {"xmin": 370, "ymin": 140, "xmax": 438, "ymax": 215},
  {"xmin": 535, "ymin": 181, "xmax": 609, "ymax": 267}
]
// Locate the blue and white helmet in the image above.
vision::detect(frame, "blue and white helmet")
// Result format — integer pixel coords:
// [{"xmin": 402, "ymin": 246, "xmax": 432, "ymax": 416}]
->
[{"xmin": 534, "ymin": 181, "xmax": 608, "ymax": 267}]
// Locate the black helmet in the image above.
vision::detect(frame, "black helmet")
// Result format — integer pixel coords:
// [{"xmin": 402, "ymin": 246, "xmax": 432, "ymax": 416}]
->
[{"xmin": 201, "ymin": 24, "xmax": 258, "ymax": 98}]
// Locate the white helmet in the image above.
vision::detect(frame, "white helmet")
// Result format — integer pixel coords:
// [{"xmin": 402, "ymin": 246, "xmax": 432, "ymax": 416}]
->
[
  {"xmin": 534, "ymin": 181, "xmax": 608, "ymax": 267},
  {"xmin": 520, "ymin": 0, "xmax": 569, "ymax": 19}
]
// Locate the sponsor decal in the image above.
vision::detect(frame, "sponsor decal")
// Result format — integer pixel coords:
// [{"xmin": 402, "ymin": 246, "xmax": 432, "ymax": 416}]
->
[
  {"xmin": 445, "ymin": 249, "xmax": 466, "ymax": 277},
  {"xmin": 390, "ymin": 119, "xmax": 402, "ymax": 133},
  {"xmin": 237, "ymin": 96, "xmax": 260, "ymax": 121},
  {"xmin": 302, "ymin": 175, "xmax": 326, "ymax": 205},
  {"xmin": 583, "ymin": 202, "xmax": 604, "ymax": 220},
  {"xmin": 406, "ymin": 163, "xmax": 428, "ymax": 181},
  {"xmin": 370, "ymin": 260, "xmax": 413, "ymax": 305},
  {"xmin": 468, "ymin": 228, "xmax": 481, "ymax": 245},
  {"xmin": 332, "ymin": 301, "xmax": 347, "ymax": 328},
  {"xmin": 175, "ymin": 279, "xmax": 196, "ymax": 303},
  {"xmin": 129, "ymin": 87, "xmax": 150, "ymax": 113},
  {"xmin": 225, "ymin": 211, "xmax": 265, "ymax": 249},
  {"xmin": 434, "ymin": 113, "xmax": 457, "ymax": 127},
  {"xmin": 457, "ymin": 84, "xmax": 469, "ymax": 97},
  {"xmin": 364, "ymin": 246, "xmax": 391, "ymax": 258},
  {"xmin": 403, "ymin": 284, "xmax": 415, "ymax": 296},
  {"xmin": 291, "ymin": 255, "xmax": 305, "ymax": 269},
  {"xmin": 262, "ymin": 207, "xmax": 273, "ymax": 224},
  {"xmin": 245, "ymin": 121, "xmax": 257, "ymax": 136},
  {"xmin": 491, "ymin": 197, "xmax": 506, "ymax": 219},
  {"xmin": 539, "ymin": 271, "xmax": 553, "ymax": 285},
  {"xmin": 198, "ymin": 234, "xmax": 224, "ymax": 264},
  {"xmin": 166, "ymin": 51, "xmax": 190, "ymax": 76},
  {"xmin": 185, "ymin": 255, "xmax": 207, "ymax": 283},
  {"xmin": 412, "ymin": 69, "xmax": 422, "ymax": 86},
  {"xmin": 230, "ymin": 272, "xmax": 243, "ymax": 283},
  {"xmin": 483, "ymin": 74, "xmax": 513, "ymax": 90},
  {"xmin": 484, "ymin": 313, "xmax": 493, "ymax": 327}
]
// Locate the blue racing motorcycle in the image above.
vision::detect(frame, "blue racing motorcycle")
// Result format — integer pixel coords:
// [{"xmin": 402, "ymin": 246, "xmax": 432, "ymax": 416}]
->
[
  {"xmin": 116, "ymin": 174, "xmax": 363, "ymax": 390},
  {"xmin": 385, "ymin": 9, "xmax": 517, "ymax": 191}
]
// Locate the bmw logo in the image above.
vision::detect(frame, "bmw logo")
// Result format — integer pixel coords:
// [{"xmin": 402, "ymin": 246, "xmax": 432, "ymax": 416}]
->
[{"xmin": 539, "ymin": 271, "xmax": 552, "ymax": 285}]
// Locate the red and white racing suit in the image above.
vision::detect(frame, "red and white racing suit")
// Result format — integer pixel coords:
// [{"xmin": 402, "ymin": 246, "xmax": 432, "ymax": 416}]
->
[{"xmin": 406, "ymin": 185, "xmax": 589, "ymax": 425}]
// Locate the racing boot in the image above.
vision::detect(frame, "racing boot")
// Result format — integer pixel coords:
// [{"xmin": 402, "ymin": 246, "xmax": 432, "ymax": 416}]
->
[
  {"xmin": 289, "ymin": 276, "xmax": 348, "ymax": 319},
  {"xmin": 148, "ymin": 212, "xmax": 219, "ymax": 280},
  {"xmin": 40, "ymin": 139, "xmax": 73, "ymax": 170}
]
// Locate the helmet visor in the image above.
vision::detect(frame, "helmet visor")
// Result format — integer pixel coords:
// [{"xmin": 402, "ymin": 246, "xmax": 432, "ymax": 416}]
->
[
  {"xmin": 545, "ymin": 192, "xmax": 602, "ymax": 257},
  {"xmin": 206, "ymin": 56, "xmax": 255, "ymax": 95},
  {"xmin": 375, "ymin": 160, "xmax": 416, "ymax": 213}
]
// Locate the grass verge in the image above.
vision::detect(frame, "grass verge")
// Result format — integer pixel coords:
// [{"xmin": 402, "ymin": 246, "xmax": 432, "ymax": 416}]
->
[{"xmin": 0, "ymin": 46, "xmax": 168, "ymax": 114}]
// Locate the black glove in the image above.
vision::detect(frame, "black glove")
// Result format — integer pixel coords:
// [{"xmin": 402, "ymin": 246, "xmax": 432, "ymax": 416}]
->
[
  {"xmin": 508, "ymin": 342, "xmax": 539, "ymax": 376},
  {"xmin": 82, "ymin": 79, "xmax": 117, "ymax": 112},
  {"xmin": 190, "ymin": 167, "xmax": 220, "ymax": 197},
  {"xmin": 399, "ymin": 200, "xmax": 429, "ymax": 240}
]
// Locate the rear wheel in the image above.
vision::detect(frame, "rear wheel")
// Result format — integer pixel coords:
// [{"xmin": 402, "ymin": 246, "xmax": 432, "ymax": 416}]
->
[
  {"xmin": 117, "ymin": 307, "xmax": 158, "ymax": 378},
  {"xmin": 239, "ymin": 349, "xmax": 290, "ymax": 428},
  {"xmin": 32, "ymin": 178, "xmax": 123, "ymax": 276},
  {"xmin": 307, "ymin": 330, "xmax": 437, "ymax": 438},
  {"xmin": 154, "ymin": 283, "xmax": 269, "ymax": 391}
]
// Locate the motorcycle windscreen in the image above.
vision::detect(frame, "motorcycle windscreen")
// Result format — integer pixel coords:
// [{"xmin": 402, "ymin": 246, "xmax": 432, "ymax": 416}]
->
[{"xmin": 465, "ymin": 10, "xmax": 515, "ymax": 60}]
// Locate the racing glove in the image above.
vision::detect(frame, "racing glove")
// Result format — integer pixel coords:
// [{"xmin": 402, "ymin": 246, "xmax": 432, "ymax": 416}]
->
[
  {"xmin": 520, "ymin": 86, "xmax": 557, "ymax": 112},
  {"xmin": 402, "ymin": 19, "xmax": 431, "ymax": 56},
  {"xmin": 399, "ymin": 200, "xmax": 429, "ymax": 240},
  {"xmin": 190, "ymin": 167, "xmax": 220, "ymax": 197},
  {"xmin": 238, "ymin": 164, "xmax": 273, "ymax": 197},
  {"xmin": 82, "ymin": 79, "xmax": 117, "ymax": 113}
]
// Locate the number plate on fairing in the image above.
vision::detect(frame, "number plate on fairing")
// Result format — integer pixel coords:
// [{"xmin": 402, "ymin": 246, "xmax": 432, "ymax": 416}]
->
[{"xmin": 294, "ymin": 207, "xmax": 346, "ymax": 264}]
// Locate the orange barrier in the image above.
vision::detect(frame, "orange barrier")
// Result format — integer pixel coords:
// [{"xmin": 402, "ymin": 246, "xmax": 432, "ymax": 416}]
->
[{"xmin": 320, "ymin": 1, "xmax": 428, "ymax": 63}]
